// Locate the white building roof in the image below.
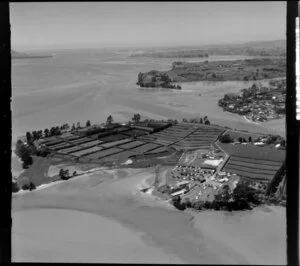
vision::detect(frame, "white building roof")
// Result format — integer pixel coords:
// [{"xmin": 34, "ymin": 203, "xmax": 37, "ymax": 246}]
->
[{"xmin": 171, "ymin": 189, "xmax": 186, "ymax": 197}]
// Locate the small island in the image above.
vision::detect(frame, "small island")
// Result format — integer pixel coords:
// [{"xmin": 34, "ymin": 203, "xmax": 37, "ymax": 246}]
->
[
  {"xmin": 218, "ymin": 79, "xmax": 286, "ymax": 122},
  {"xmin": 137, "ymin": 70, "xmax": 182, "ymax": 89}
]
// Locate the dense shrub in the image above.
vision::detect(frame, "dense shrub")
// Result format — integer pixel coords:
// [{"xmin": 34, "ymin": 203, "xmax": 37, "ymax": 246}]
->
[{"xmin": 12, "ymin": 182, "xmax": 20, "ymax": 193}]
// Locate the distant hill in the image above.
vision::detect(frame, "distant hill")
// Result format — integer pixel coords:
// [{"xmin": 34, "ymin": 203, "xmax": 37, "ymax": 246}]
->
[
  {"xmin": 11, "ymin": 50, "xmax": 53, "ymax": 59},
  {"xmin": 132, "ymin": 39, "xmax": 286, "ymax": 58}
]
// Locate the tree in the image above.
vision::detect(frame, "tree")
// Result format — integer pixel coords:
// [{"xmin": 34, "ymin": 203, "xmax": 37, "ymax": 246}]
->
[
  {"xmin": 106, "ymin": 115, "xmax": 113, "ymax": 125},
  {"xmin": 199, "ymin": 118, "xmax": 203, "ymax": 124},
  {"xmin": 29, "ymin": 182, "xmax": 36, "ymax": 191},
  {"xmin": 32, "ymin": 131, "xmax": 38, "ymax": 141},
  {"xmin": 242, "ymin": 138, "xmax": 247, "ymax": 143},
  {"xmin": 59, "ymin": 168, "xmax": 70, "ymax": 180},
  {"xmin": 44, "ymin": 128, "xmax": 50, "ymax": 138},
  {"xmin": 204, "ymin": 119, "xmax": 210, "ymax": 125},
  {"xmin": 280, "ymin": 139, "xmax": 286, "ymax": 147},
  {"xmin": 22, "ymin": 184, "xmax": 30, "ymax": 191},
  {"xmin": 73, "ymin": 171, "xmax": 77, "ymax": 177},
  {"xmin": 219, "ymin": 133, "xmax": 233, "ymax": 143},
  {"xmin": 86, "ymin": 120, "xmax": 91, "ymax": 127},
  {"xmin": 132, "ymin": 113, "xmax": 141, "ymax": 123},
  {"xmin": 15, "ymin": 140, "xmax": 33, "ymax": 169},
  {"xmin": 182, "ymin": 118, "xmax": 188, "ymax": 123},
  {"xmin": 238, "ymin": 137, "xmax": 243, "ymax": 143},
  {"xmin": 12, "ymin": 181, "xmax": 20, "ymax": 193},
  {"xmin": 203, "ymin": 116, "xmax": 208, "ymax": 121},
  {"xmin": 248, "ymin": 136, "xmax": 252, "ymax": 142},
  {"xmin": 77, "ymin": 122, "xmax": 81, "ymax": 129},
  {"xmin": 26, "ymin": 132, "xmax": 32, "ymax": 143},
  {"xmin": 50, "ymin": 127, "xmax": 56, "ymax": 136}
]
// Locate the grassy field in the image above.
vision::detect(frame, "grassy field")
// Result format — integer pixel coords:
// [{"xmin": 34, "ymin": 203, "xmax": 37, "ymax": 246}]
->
[{"xmin": 16, "ymin": 156, "xmax": 63, "ymax": 187}]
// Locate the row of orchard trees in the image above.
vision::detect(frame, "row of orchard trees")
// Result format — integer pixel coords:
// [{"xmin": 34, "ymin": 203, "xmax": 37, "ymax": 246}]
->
[{"xmin": 25, "ymin": 120, "xmax": 93, "ymax": 143}]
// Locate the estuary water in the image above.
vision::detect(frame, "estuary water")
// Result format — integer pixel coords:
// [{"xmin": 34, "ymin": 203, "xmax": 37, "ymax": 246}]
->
[{"xmin": 12, "ymin": 49, "xmax": 285, "ymax": 143}]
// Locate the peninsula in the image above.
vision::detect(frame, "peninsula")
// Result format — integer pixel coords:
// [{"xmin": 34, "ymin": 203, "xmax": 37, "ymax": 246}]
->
[
  {"xmin": 13, "ymin": 114, "xmax": 286, "ymax": 211},
  {"xmin": 218, "ymin": 79, "xmax": 286, "ymax": 122},
  {"xmin": 136, "ymin": 58, "xmax": 285, "ymax": 88},
  {"xmin": 11, "ymin": 50, "xmax": 53, "ymax": 59}
]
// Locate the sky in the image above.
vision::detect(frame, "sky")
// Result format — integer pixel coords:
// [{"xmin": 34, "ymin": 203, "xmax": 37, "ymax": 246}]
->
[{"xmin": 10, "ymin": 2, "xmax": 286, "ymax": 50}]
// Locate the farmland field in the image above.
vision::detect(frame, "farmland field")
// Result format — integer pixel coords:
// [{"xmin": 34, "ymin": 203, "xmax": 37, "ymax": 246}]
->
[
  {"xmin": 70, "ymin": 146, "xmax": 103, "ymax": 157},
  {"xmin": 229, "ymin": 157, "xmax": 282, "ymax": 168},
  {"xmin": 104, "ymin": 150, "xmax": 138, "ymax": 161},
  {"xmin": 39, "ymin": 136, "xmax": 59, "ymax": 144},
  {"xmin": 44, "ymin": 139, "xmax": 65, "ymax": 146},
  {"xmin": 62, "ymin": 134, "xmax": 83, "ymax": 141},
  {"xmin": 58, "ymin": 145, "xmax": 86, "ymax": 154},
  {"xmin": 49, "ymin": 142, "xmax": 73, "ymax": 151},
  {"xmin": 122, "ymin": 129, "xmax": 148, "ymax": 137},
  {"xmin": 118, "ymin": 140, "xmax": 146, "ymax": 149},
  {"xmin": 57, "ymin": 132, "xmax": 74, "ymax": 139},
  {"xmin": 222, "ymin": 166, "xmax": 275, "ymax": 181},
  {"xmin": 84, "ymin": 147, "xmax": 123, "ymax": 159},
  {"xmin": 98, "ymin": 134, "xmax": 129, "ymax": 143},
  {"xmin": 79, "ymin": 140, "xmax": 103, "ymax": 148},
  {"xmin": 99, "ymin": 138, "xmax": 131, "ymax": 148},
  {"xmin": 217, "ymin": 141, "xmax": 285, "ymax": 162},
  {"xmin": 222, "ymin": 153, "xmax": 284, "ymax": 181},
  {"xmin": 129, "ymin": 143, "xmax": 161, "ymax": 154},
  {"xmin": 145, "ymin": 146, "xmax": 169, "ymax": 154},
  {"xmin": 229, "ymin": 156, "xmax": 283, "ymax": 166},
  {"xmin": 69, "ymin": 137, "xmax": 94, "ymax": 145}
]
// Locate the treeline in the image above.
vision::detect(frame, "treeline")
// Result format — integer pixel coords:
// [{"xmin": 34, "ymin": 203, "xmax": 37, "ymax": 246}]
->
[
  {"xmin": 219, "ymin": 132, "xmax": 286, "ymax": 146},
  {"xmin": 172, "ymin": 181, "xmax": 261, "ymax": 212},
  {"xmin": 182, "ymin": 116, "xmax": 210, "ymax": 125},
  {"xmin": 12, "ymin": 180, "xmax": 36, "ymax": 193},
  {"xmin": 25, "ymin": 120, "xmax": 93, "ymax": 143}
]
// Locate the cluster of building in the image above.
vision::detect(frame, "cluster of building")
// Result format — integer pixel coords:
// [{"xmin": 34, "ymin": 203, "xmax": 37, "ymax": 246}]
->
[
  {"xmin": 219, "ymin": 81, "xmax": 286, "ymax": 122},
  {"xmin": 170, "ymin": 165, "xmax": 215, "ymax": 182}
]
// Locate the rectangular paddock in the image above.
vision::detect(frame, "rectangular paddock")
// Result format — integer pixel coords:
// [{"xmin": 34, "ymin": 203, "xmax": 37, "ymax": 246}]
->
[
  {"xmin": 129, "ymin": 143, "xmax": 161, "ymax": 154},
  {"xmin": 228, "ymin": 158, "xmax": 282, "ymax": 170},
  {"xmin": 50, "ymin": 143, "xmax": 74, "ymax": 151},
  {"xmin": 79, "ymin": 140, "xmax": 103, "ymax": 148},
  {"xmin": 145, "ymin": 146, "xmax": 169, "ymax": 154},
  {"xmin": 58, "ymin": 145, "xmax": 86, "ymax": 154},
  {"xmin": 229, "ymin": 155, "xmax": 283, "ymax": 166},
  {"xmin": 104, "ymin": 150, "xmax": 138, "ymax": 161},
  {"xmin": 99, "ymin": 138, "xmax": 132, "ymax": 148},
  {"xmin": 69, "ymin": 137, "xmax": 94, "ymax": 145},
  {"xmin": 84, "ymin": 147, "xmax": 124, "ymax": 159},
  {"xmin": 69, "ymin": 146, "xmax": 103, "ymax": 157},
  {"xmin": 118, "ymin": 140, "xmax": 146, "ymax": 149},
  {"xmin": 222, "ymin": 166, "xmax": 274, "ymax": 181}
]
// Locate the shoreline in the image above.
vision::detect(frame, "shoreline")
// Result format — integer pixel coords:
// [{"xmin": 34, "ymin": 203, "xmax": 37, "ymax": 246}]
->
[{"xmin": 12, "ymin": 167, "xmax": 286, "ymax": 264}]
